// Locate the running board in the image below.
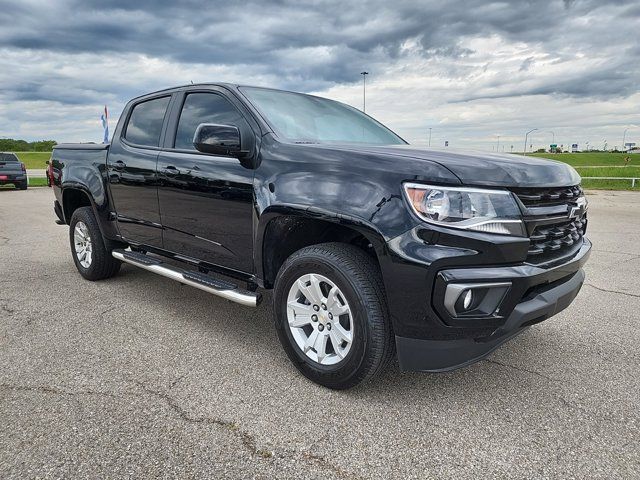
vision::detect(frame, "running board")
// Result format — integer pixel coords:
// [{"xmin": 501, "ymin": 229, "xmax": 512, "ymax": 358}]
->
[{"xmin": 112, "ymin": 249, "xmax": 261, "ymax": 307}]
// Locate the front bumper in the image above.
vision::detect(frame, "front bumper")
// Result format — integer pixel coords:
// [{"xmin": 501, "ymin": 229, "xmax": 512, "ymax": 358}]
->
[
  {"xmin": 381, "ymin": 225, "xmax": 591, "ymax": 372},
  {"xmin": 396, "ymin": 267, "xmax": 585, "ymax": 371}
]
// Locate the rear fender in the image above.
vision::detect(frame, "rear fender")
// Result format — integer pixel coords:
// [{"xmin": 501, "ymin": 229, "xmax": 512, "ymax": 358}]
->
[{"xmin": 61, "ymin": 182, "xmax": 118, "ymax": 240}]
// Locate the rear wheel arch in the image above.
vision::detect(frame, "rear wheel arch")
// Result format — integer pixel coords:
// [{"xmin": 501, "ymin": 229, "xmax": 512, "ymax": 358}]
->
[{"xmin": 62, "ymin": 187, "xmax": 94, "ymax": 224}]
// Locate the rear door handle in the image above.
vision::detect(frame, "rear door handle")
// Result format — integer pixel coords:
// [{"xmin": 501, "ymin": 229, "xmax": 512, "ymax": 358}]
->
[{"xmin": 112, "ymin": 160, "xmax": 126, "ymax": 170}]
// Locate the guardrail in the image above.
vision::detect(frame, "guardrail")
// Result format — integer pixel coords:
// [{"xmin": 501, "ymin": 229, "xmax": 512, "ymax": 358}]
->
[{"xmin": 581, "ymin": 177, "xmax": 639, "ymax": 187}]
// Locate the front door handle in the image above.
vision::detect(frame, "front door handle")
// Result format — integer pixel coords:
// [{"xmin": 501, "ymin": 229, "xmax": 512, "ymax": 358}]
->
[
  {"xmin": 112, "ymin": 160, "xmax": 126, "ymax": 170},
  {"xmin": 163, "ymin": 165, "xmax": 180, "ymax": 176}
]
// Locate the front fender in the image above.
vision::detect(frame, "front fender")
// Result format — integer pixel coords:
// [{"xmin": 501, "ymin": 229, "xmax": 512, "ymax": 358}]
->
[{"xmin": 255, "ymin": 204, "xmax": 390, "ymax": 286}]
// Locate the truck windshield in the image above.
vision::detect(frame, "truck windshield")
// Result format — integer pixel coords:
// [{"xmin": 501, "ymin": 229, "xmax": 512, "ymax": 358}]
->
[{"xmin": 240, "ymin": 87, "xmax": 406, "ymax": 145}]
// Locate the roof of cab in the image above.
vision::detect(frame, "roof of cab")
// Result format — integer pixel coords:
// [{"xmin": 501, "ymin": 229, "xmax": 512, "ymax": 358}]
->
[{"xmin": 128, "ymin": 83, "xmax": 241, "ymax": 102}]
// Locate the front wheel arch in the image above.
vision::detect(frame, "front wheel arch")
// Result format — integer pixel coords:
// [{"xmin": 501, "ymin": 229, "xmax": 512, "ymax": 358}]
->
[{"xmin": 257, "ymin": 210, "xmax": 387, "ymax": 289}]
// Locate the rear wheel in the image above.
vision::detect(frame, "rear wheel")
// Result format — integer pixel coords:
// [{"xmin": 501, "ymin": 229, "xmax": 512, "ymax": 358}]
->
[
  {"xmin": 69, "ymin": 206, "xmax": 121, "ymax": 280},
  {"xmin": 17, "ymin": 181, "xmax": 27, "ymax": 190},
  {"xmin": 274, "ymin": 243, "xmax": 394, "ymax": 389}
]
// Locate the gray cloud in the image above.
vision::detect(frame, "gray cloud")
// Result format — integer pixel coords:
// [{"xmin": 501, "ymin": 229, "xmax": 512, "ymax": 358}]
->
[
  {"xmin": 0, "ymin": 0, "xmax": 638, "ymax": 147},
  {"xmin": 1, "ymin": 0, "xmax": 638, "ymax": 95}
]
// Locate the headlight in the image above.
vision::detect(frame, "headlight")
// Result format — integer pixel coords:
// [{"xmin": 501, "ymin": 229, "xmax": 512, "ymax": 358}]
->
[{"xmin": 403, "ymin": 183, "xmax": 525, "ymax": 236}]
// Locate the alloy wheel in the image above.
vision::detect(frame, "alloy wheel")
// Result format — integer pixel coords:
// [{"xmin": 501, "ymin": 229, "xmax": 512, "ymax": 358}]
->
[
  {"xmin": 286, "ymin": 273, "xmax": 354, "ymax": 365},
  {"xmin": 73, "ymin": 221, "xmax": 93, "ymax": 268}
]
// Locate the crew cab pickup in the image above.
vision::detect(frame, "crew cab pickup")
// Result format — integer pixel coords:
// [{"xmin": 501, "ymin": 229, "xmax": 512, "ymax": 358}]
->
[{"xmin": 50, "ymin": 84, "xmax": 591, "ymax": 389}]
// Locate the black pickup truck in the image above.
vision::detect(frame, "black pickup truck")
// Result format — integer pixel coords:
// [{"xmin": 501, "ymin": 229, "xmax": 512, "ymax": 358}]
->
[{"xmin": 50, "ymin": 84, "xmax": 590, "ymax": 389}]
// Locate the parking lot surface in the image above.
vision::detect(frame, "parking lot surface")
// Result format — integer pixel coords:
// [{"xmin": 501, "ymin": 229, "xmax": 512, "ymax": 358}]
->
[{"xmin": 1, "ymin": 188, "xmax": 638, "ymax": 479}]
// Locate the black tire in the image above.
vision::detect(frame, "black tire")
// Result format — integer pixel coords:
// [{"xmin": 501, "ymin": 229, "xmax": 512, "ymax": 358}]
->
[
  {"xmin": 17, "ymin": 181, "xmax": 27, "ymax": 190},
  {"xmin": 273, "ymin": 243, "xmax": 394, "ymax": 390},
  {"xmin": 69, "ymin": 206, "xmax": 121, "ymax": 281}
]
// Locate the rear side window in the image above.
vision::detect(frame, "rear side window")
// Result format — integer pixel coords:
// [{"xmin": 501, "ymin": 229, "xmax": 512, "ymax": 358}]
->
[
  {"xmin": 124, "ymin": 96, "xmax": 171, "ymax": 147},
  {"xmin": 174, "ymin": 93, "xmax": 248, "ymax": 150}
]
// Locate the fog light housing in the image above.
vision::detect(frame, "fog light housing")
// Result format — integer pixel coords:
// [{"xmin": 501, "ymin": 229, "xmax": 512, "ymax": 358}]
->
[{"xmin": 444, "ymin": 282, "xmax": 512, "ymax": 317}]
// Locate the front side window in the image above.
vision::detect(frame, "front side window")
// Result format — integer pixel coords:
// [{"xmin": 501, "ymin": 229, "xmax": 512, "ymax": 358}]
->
[
  {"xmin": 240, "ymin": 87, "xmax": 405, "ymax": 145},
  {"xmin": 124, "ymin": 96, "xmax": 171, "ymax": 147},
  {"xmin": 175, "ymin": 93, "xmax": 248, "ymax": 150}
]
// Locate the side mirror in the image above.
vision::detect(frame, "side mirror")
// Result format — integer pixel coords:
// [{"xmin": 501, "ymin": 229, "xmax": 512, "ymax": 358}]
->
[{"xmin": 193, "ymin": 123, "xmax": 245, "ymax": 157}]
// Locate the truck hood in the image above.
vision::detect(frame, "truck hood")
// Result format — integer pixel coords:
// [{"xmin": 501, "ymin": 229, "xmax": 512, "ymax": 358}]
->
[{"xmin": 306, "ymin": 144, "xmax": 581, "ymax": 188}]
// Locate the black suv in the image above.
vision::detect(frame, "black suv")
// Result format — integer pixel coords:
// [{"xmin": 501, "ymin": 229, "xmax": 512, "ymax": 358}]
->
[
  {"xmin": 50, "ymin": 84, "xmax": 590, "ymax": 389},
  {"xmin": 0, "ymin": 153, "xmax": 28, "ymax": 190}
]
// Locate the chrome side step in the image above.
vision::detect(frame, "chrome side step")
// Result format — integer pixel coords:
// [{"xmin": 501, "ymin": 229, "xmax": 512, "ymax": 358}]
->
[{"xmin": 112, "ymin": 249, "xmax": 261, "ymax": 307}]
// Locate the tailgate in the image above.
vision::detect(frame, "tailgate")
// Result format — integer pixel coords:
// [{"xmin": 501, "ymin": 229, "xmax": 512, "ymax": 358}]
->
[
  {"xmin": 0, "ymin": 154, "xmax": 23, "ymax": 175},
  {"xmin": 0, "ymin": 162, "xmax": 23, "ymax": 174}
]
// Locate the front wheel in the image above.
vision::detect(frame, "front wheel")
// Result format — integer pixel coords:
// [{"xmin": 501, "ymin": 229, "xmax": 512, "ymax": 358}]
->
[
  {"xmin": 69, "ymin": 206, "xmax": 121, "ymax": 280},
  {"xmin": 273, "ymin": 243, "xmax": 394, "ymax": 389}
]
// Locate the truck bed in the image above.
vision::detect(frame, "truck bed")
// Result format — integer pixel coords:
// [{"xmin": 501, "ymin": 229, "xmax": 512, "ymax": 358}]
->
[
  {"xmin": 51, "ymin": 143, "xmax": 110, "ymax": 173},
  {"xmin": 50, "ymin": 143, "xmax": 112, "ymax": 222}
]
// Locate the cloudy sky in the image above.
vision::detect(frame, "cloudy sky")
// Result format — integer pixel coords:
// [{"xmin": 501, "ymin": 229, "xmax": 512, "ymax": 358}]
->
[{"xmin": 0, "ymin": 0, "xmax": 638, "ymax": 151}]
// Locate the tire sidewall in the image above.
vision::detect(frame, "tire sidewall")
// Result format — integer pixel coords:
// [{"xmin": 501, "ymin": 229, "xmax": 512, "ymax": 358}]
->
[{"xmin": 274, "ymin": 253, "xmax": 377, "ymax": 386}]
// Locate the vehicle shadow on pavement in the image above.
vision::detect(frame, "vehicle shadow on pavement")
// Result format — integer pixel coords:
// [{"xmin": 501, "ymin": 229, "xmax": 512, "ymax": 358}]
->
[{"xmin": 112, "ymin": 264, "xmax": 563, "ymax": 397}]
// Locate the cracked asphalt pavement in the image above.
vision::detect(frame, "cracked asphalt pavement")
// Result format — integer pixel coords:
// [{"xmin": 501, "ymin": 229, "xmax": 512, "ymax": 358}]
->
[{"xmin": 1, "ymin": 188, "xmax": 638, "ymax": 479}]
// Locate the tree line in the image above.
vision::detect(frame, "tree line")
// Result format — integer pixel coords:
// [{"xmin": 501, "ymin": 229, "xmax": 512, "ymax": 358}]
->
[{"xmin": 0, "ymin": 138, "xmax": 57, "ymax": 152}]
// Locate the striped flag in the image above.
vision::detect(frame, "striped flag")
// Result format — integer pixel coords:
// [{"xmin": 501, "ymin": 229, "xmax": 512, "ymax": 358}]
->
[{"xmin": 100, "ymin": 105, "xmax": 109, "ymax": 144}]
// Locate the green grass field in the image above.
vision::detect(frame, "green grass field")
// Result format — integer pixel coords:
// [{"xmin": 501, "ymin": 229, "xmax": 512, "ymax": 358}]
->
[
  {"xmin": 580, "ymin": 177, "xmax": 638, "ymax": 190},
  {"xmin": 574, "ymin": 166, "xmax": 640, "ymax": 177},
  {"xmin": 529, "ymin": 152, "xmax": 637, "ymax": 167},
  {"xmin": 527, "ymin": 152, "xmax": 639, "ymax": 190},
  {"xmin": 28, "ymin": 177, "xmax": 48, "ymax": 187},
  {"xmin": 12, "ymin": 151, "xmax": 52, "ymax": 169},
  {"xmin": 0, "ymin": 177, "xmax": 48, "ymax": 189}
]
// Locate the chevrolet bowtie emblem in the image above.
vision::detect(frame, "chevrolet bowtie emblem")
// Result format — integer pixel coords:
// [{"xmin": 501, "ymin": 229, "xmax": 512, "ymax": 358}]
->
[{"xmin": 569, "ymin": 196, "xmax": 587, "ymax": 219}]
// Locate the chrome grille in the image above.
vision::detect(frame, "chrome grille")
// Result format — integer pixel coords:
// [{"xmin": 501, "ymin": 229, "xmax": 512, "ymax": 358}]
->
[
  {"xmin": 527, "ymin": 217, "xmax": 587, "ymax": 257},
  {"xmin": 512, "ymin": 185, "xmax": 583, "ymax": 207},
  {"xmin": 510, "ymin": 185, "xmax": 587, "ymax": 264}
]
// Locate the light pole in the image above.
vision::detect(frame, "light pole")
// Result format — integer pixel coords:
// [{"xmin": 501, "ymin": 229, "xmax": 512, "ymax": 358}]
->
[
  {"xmin": 428, "ymin": 128, "xmax": 432, "ymax": 147},
  {"xmin": 548, "ymin": 131, "xmax": 555, "ymax": 152},
  {"xmin": 623, "ymin": 128, "xmax": 630, "ymax": 151},
  {"xmin": 360, "ymin": 71, "xmax": 369, "ymax": 112},
  {"xmin": 523, "ymin": 128, "xmax": 538, "ymax": 156},
  {"xmin": 497, "ymin": 135, "xmax": 500, "ymax": 152}
]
